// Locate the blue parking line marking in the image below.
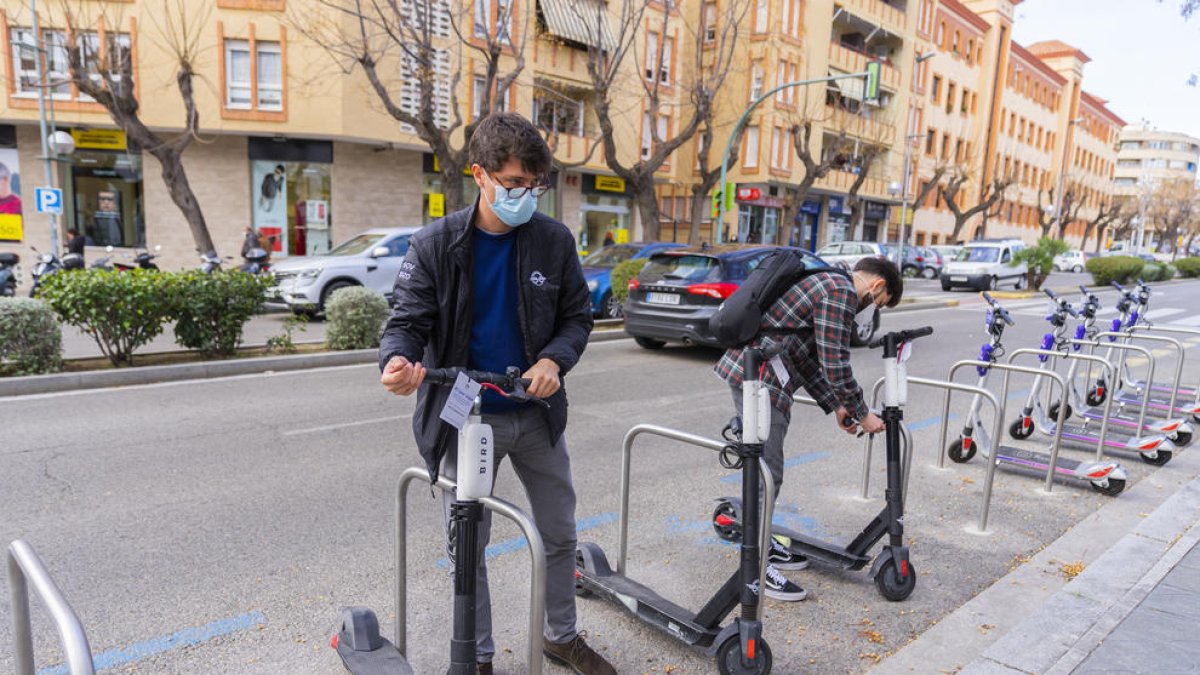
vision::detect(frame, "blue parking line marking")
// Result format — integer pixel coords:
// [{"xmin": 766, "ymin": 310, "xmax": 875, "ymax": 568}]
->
[
  {"xmin": 436, "ymin": 511, "xmax": 618, "ymax": 568},
  {"xmin": 39, "ymin": 611, "xmax": 266, "ymax": 675}
]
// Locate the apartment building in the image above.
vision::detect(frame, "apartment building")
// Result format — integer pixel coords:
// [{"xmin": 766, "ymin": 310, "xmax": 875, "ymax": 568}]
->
[
  {"xmin": 0, "ymin": 0, "xmax": 651, "ymax": 270},
  {"xmin": 1114, "ymin": 125, "xmax": 1200, "ymax": 197},
  {"xmin": 905, "ymin": 1, "xmax": 1123, "ymax": 249}
]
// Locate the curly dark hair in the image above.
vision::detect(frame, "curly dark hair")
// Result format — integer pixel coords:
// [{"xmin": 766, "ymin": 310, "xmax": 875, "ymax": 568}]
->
[
  {"xmin": 468, "ymin": 112, "xmax": 552, "ymax": 178},
  {"xmin": 854, "ymin": 256, "xmax": 903, "ymax": 307}
]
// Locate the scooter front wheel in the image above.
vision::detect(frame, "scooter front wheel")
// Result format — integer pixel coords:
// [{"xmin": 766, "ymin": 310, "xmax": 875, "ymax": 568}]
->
[
  {"xmin": 948, "ymin": 439, "xmax": 975, "ymax": 463},
  {"xmin": 874, "ymin": 558, "xmax": 917, "ymax": 602},
  {"xmin": 1048, "ymin": 401, "xmax": 1073, "ymax": 421},
  {"xmin": 1086, "ymin": 387, "xmax": 1106, "ymax": 407},
  {"xmin": 1008, "ymin": 418, "xmax": 1035, "ymax": 440},
  {"xmin": 711, "ymin": 500, "xmax": 744, "ymax": 542},
  {"xmin": 715, "ymin": 635, "xmax": 772, "ymax": 675}
]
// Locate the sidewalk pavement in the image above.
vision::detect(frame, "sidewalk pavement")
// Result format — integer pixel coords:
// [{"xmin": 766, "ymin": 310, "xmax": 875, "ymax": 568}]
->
[{"xmin": 871, "ymin": 444, "xmax": 1200, "ymax": 675}]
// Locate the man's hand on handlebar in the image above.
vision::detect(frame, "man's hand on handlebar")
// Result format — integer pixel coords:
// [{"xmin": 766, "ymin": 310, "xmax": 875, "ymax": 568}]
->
[
  {"xmin": 523, "ymin": 358, "xmax": 562, "ymax": 398},
  {"xmin": 837, "ymin": 408, "xmax": 885, "ymax": 435},
  {"xmin": 381, "ymin": 355, "xmax": 426, "ymax": 396},
  {"xmin": 859, "ymin": 412, "xmax": 885, "ymax": 434}
]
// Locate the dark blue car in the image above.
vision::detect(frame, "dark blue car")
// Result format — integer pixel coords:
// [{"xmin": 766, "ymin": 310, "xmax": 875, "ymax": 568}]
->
[{"xmin": 581, "ymin": 242, "xmax": 685, "ymax": 318}]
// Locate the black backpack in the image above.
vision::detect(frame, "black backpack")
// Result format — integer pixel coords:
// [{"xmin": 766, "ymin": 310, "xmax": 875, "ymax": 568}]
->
[{"xmin": 708, "ymin": 251, "xmax": 845, "ymax": 348}]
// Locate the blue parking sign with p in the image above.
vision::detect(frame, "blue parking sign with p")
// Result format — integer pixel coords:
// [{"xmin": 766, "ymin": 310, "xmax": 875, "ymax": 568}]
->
[{"xmin": 36, "ymin": 187, "xmax": 63, "ymax": 215}]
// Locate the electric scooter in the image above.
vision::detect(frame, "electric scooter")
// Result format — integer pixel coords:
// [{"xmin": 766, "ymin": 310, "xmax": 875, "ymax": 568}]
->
[
  {"xmin": 1050, "ymin": 286, "xmax": 1193, "ymax": 446},
  {"xmin": 1092, "ymin": 282, "xmax": 1200, "ymax": 420},
  {"xmin": 947, "ymin": 293, "xmax": 1128, "ymax": 495},
  {"xmin": 707, "ymin": 327, "xmax": 934, "ymax": 602},
  {"xmin": 1007, "ymin": 289, "xmax": 1173, "ymax": 465},
  {"xmin": 574, "ymin": 346, "xmax": 779, "ymax": 674},
  {"xmin": 333, "ymin": 366, "xmax": 547, "ymax": 675}
]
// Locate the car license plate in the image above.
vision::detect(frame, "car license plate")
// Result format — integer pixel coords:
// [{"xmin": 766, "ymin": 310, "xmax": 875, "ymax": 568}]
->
[
  {"xmin": 951, "ymin": 276, "xmax": 967, "ymax": 282},
  {"xmin": 645, "ymin": 292, "xmax": 680, "ymax": 305}
]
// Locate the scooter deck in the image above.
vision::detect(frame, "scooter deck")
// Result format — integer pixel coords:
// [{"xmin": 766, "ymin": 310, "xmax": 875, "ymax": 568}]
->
[
  {"xmin": 1113, "ymin": 391, "xmax": 1200, "ymax": 418},
  {"xmin": 579, "ymin": 572, "xmax": 719, "ymax": 647},
  {"xmin": 996, "ymin": 443, "xmax": 1092, "ymax": 479},
  {"xmin": 1044, "ymin": 423, "xmax": 1160, "ymax": 453},
  {"xmin": 1121, "ymin": 377, "xmax": 1197, "ymax": 399},
  {"xmin": 1075, "ymin": 405, "xmax": 1189, "ymax": 439},
  {"xmin": 780, "ymin": 529, "xmax": 872, "ymax": 571}
]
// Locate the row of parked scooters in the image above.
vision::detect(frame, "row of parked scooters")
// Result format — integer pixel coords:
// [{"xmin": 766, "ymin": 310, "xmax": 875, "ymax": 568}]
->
[{"xmin": 5, "ymin": 244, "xmax": 275, "ymax": 297}]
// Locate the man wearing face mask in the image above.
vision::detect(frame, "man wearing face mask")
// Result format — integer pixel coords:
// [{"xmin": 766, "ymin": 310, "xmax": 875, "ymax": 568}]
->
[
  {"xmin": 378, "ymin": 113, "xmax": 613, "ymax": 675},
  {"xmin": 712, "ymin": 255, "xmax": 902, "ymax": 602}
]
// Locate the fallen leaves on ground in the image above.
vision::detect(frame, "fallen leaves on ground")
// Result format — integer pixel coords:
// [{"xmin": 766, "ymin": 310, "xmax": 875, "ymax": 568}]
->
[{"xmin": 1060, "ymin": 560, "xmax": 1086, "ymax": 580}]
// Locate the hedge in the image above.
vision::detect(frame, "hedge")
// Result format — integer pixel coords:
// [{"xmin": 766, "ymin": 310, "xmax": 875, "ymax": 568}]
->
[
  {"xmin": 610, "ymin": 259, "xmax": 649, "ymax": 304},
  {"xmin": 0, "ymin": 298, "xmax": 62, "ymax": 376},
  {"xmin": 325, "ymin": 286, "xmax": 390, "ymax": 350},
  {"xmin": 1173, "ymin": 257, "xmax": 1200, "ymax": 278},
  {"xmin": 1085, "ymin": 256, "xmax": 1145, "ymax": 287},
  {"xmin": 173, "ymin": 271, "xmax": 272, "ymax": 357}
]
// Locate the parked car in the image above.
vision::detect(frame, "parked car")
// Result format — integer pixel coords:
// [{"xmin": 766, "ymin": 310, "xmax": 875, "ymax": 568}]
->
[
  {"xmin": 1053, "ymin": 250, "xmax": 1093, "ymax": 273},
  {"xmin": 919, "ymin": 246, "xmax": 944, "ymax": 278},
  {"xmin": 269, "ymin": 227, "xmax": 419, "ymax": 316},
  {"xmin": 940, "ymin": 239, "xmax": 1029, "ymax": 291},
  {"xmin": 880, "ymin": 244, "xmax": 928, "ymax": 278},
  {"xmin": 815, "ymin": 241, "xmax": 888, "ymax": 270},
  {"xmin": 581, "ymin": 242, "xmax": 685, "ymax": 318},
  {"xmin": 931, "ymin": 245, "xmax": 963, "ymax": 269},
  {"xmin": 622, "ymin": 244, "xmax": 881, "ymax": 348}
]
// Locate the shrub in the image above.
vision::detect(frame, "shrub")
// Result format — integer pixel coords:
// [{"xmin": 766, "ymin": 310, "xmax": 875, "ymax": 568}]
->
[
  {"xmin": 172, "ymin": 271, "xmax": 272, "ymax": 357},
  {"xmin": 325, "ymin": 286, "xmax": 389, "ymax": 350},
  {"xmin": 1085, "ymin": 256, "xmax": 1145, "ymax": 287},
  {"xmin": 610, "ymin": 259, "xmax": 649, "ymax": 305},
  {"xmin": 1173, "ymin": 257, "xmax": 1200, "ymax": 278},
  {"xmin": 38, "ymin": 269, "xmax": 175, "ymax": 367},
  {"xmin": 1139, "ymin": 262, "xmax": 1176, "ymax": 282},
  {"xmin": 0, "ymin": 298, "xmax": 62, "ymax": 376},
  {"xmin": 1011, "ymin": 237, "xmax": 1069, "ymax": 290}
]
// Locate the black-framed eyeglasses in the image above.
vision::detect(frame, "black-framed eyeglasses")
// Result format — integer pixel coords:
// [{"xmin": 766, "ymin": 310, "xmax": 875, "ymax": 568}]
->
[{"xmin": 488, "ymin": 172, "xmax": 550, "ymax": 198}]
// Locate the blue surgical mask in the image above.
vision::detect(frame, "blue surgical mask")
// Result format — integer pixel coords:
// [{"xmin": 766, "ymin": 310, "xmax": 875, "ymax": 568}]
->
[{"xmin": 483, "ymin": 172, "xmax": 537, "ymax": 227}]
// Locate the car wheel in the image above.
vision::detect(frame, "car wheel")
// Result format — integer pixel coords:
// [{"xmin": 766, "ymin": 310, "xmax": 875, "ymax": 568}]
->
[
  {"xmin": 986, "ymin": 276, "xmax": 998, "ymax": 291},
  {"xmin": 319, "ymin": 280, "xmax": 356, "ymax": 313},
  {"xmin": 850, "ymin": 306, "xmax": 880, "ymax": 347},
  {"xmin": 1013, "ymin": 275, "xmax": 1027, "ymax": 290},
  {"xmin": 601, "ymin": 290, "xmax": 623, "ymax": 319},
  {"xmin": 901, "ymin": 265, "xmax": 919, "ymax": 278},
  {"xmin": 1073, "ymin": 264, "xmax": 1084, "ymax": 273},
  {"xmin": 921, "ymin": 267, "xmax": 937, "ymax": 279},
  {"xmin": 941, "ymin": 279, "xmax": 952, "ymax": 292},
  {"xmin": 634, "ymin": 336, "xmax": 666, "ymax": 350}
]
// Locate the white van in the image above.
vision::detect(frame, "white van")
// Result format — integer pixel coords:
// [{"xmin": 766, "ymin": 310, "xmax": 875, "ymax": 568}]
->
[{"xmin": 940, "ymin": 239, "xmax": 1028, "ymax": 291}]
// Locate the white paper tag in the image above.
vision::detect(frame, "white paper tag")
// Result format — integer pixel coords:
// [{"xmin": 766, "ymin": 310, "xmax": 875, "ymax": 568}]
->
[
  {"xmin": 899, "ymin": 342, "xmax": 913, "ymax": 363},
  {"xmin": 769, "ymin": 354, "xmax": 791, "ymax": 387},
  {"xmin": 439, "ymin": 372, "xmax": 482, "ymax": 430}
]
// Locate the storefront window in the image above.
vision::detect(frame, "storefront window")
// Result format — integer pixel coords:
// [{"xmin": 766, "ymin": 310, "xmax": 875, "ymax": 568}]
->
[
  {"xmin": 67, "ymin": 148, "xmax": 144, "ymax": 248},
  {"xmin": 251, "ymin": 159, "xmax": 332, "ymax": 257},
  {"xmin": 581, "ymin": 193, "xmax": 629, "ymax": 253},
  {"xmin": 736, "ymin": 204, "xmax": 779, "ymax": 244}
]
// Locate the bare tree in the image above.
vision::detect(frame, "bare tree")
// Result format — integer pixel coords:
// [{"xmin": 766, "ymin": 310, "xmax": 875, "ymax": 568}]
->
[
  {"xmin": 686, "ymin": 115, "xmax": 743, "ymax": 245},
  {"xmin": 1148, "ymin": 179, "xmax": 1200, "ymax": 257},
  {"xmin": 52, "ymin": 0, "xmax": 216, "ymax": 254},
  {"xmin": 1035, "ymin": 185, "xmax": 1083, "ymax": 239},
  {"xmin": 1083, "ymin": 198, "xmax": 1124, "ymax": 253},
  {"xmin": 296, "ymin": 0, "xmax": 524, "ymax": 213},
  {"xmin": 772, "ymin": 119, "xmax": 851, "ymax": 246},
  {"xmin": 940, "ymin": 168, "xmax": 1014, "ymax": 242},
  {"xmin": 580, "ymin": 0, "xmax": 747, "ymax": 241}
]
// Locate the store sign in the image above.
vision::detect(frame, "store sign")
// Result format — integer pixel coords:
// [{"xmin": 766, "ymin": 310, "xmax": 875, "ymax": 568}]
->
[
  {"xmin": 828, "ymin": 196, "xmax": 846, "ymax": 215},
  {"xmin": 798, "ymin": 200, "xmax": 821, "ymax": 215},
  {"xmin": 71, "ymin": 129, "xmax": 126, "ymax": 151},
  {"xmin": 865, "ymin": 202, "xmax": 889, "ymax": 220},
  {"xmin": 594, "ymin": 176, "xmax": 626, "ymax": 193},
  {"xmin": 736, "ymin": 187, "xmax": 761, "ymax": 202},
  {"xmin": 428, "ymin": 192, "xmax": 445, "ymax": 218}
]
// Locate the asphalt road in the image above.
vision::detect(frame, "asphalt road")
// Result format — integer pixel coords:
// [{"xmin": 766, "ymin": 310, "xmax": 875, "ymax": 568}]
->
[{"xmin": 3, "ymin": 279, "xmax": 1199, "ymax": 674}]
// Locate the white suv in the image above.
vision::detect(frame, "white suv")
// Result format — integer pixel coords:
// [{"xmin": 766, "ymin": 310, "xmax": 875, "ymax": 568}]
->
[
  {"xmin": 940, "ymin": 239, "xmax": 1028, "ymax": 292},
  {"xmin": 269, "ymin": 227, "xmax": 419, "ymax": 316}
]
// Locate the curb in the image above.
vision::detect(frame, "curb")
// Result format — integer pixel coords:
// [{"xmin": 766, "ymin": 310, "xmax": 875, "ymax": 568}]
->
[
  {"xmin": 886, "ymin": 298, "xmax": 960, "ymax": 313},
  {"xmin": 0, "ymin": 328, "xmax": 635, "ymax": 398}
]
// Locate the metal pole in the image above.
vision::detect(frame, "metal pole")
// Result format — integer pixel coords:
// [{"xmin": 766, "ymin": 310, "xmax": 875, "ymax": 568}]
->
[
  {"xmin": 716, "ymin": 72, "xmax": 871, "ymax": 239},
  {"xmin": 30, "ymin": 0, "xmax": 60, "ymax": 250},
  {"xmin": 7, "ymin": 540, "xmax": 95, "ymax": 675}
]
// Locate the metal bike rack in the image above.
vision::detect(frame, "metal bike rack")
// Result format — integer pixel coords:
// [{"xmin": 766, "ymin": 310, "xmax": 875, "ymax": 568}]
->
[
  {"xmin": 947, "ymin": 360, "xmax": 1071, "ymax": 530},
  {"xmin": 1096, "ymin": 331, "xmax": 1187, "ymax": 413},
  {"xmin": 1066, "ymin": 340, "xmax": 1158, "ymax": 439},
  {"xmin": 1007, "ymin": 349, "xmax": 1118, "ymax": 462},
  {"xmin": 1127, "ymin": 325, "xmax": 1200, "ymax": 407},
  {"xmin": 618, "ymin": 424, "xmax": 775, "ymax": 622},
  {"xmin": 7, "ymin": 540, "xmax": 95, "ymax": 675},
  {"xmin": 396, "ymin": 468, "xmax": 546, "ymax": 674}
]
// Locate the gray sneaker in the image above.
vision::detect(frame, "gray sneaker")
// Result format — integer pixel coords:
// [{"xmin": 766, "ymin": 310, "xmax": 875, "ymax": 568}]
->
[{"xmin": 763, "ymin": 563, "xmax": 808, "ymax": 601}]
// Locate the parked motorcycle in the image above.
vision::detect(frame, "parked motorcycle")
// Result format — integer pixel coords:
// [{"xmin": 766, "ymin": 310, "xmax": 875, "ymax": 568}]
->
[
  {"xmin": 199, "ymin": 250, "xmax": 231, "ymax": 274},
  {"xmin": 0, "ymin": 251, "xmax": 18, "ymax": 297},
  {"xmin": 113, "ymin": 244, "xmax": 162, "ymax": 272},
  {"xmin": 90, "ymin": 245, "xmax": 117, "ymax": 271},
  {"xmin": 240, "ymin": 246, "xmax": 271, "ymax": 275},
  {"xmin": 29, "ymin": 246, "xmax": 67, "ymax": 297}
]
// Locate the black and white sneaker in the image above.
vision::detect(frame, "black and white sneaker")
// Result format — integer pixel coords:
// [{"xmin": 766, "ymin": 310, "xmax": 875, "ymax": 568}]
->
[
  {"xmin": 767, "ymin": 536, "xmax": 810, "ymax": 571},
  {"xmin": 763, "ymin": 564, "xmax": 808, "ymax": 601}
]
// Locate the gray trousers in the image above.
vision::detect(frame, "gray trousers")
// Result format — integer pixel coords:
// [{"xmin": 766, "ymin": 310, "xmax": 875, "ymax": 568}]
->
[
  {"xmin": 730, "ymin": 386, "xmax": 792, "ymax": 502},
  {"xmin": 439, "ymin": 405, "xmax": 578, "ymax": 662}
]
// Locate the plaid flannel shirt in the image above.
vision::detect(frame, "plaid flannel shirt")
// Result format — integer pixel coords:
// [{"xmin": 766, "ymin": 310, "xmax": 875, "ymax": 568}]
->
[{"xmin": 713, "ymin": 270, "xmax": 870, "ymax": 420}]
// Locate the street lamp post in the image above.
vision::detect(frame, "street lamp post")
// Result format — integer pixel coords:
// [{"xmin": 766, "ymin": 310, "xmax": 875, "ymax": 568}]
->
[
  {"xmin": 1052, "ymin": 116, "xmax": 1084, "ymax": 241},
  {"xmin": 716, "ymin": 68, "xmax": 879, "ymax": 239}
]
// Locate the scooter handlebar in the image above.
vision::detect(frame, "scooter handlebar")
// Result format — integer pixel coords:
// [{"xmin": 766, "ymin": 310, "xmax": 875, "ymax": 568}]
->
[
  {"xmin": 423, "ymin": 367, "xmax": 529, "ymax": 388},
  {"xmin": 867, "ymin": 325, "xmax": 934, "ymax": 349}
]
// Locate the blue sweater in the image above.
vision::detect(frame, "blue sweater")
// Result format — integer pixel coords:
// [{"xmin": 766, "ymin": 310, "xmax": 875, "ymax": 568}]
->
[{"xmin": 470, "ymin": 228, "xmax": 529, "ymax": 413}]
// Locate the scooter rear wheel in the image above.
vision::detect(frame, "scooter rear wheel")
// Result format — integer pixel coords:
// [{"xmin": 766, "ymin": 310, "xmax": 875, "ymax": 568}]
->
[
  {"xmin": 874, "ymin": 558, "xmax": 917, "ymax": 602},
  {"xmin": 1090, "ymin": 478, "xmax": 1126, "ymax": 496},
  {"xmin": 715, "ymin": 635, "xmax": 772, "ymax": 675},
  {"xmin": 573, "ymin": 549, "xmax": 593, "ymax": 598},
  {"xmin": 948, "ymin": 439, "xmax": 975, "ymax": 463},
  {"xmin": 1139, "ymin": 449, "xmax": 1172, "ymax": 466},
  {"xmin": 711, "ymin": 501, "xmax": 743, "ymax": 542},
  {"xmin": 1172, "ymin": 430, "xmax": 1192, "ymax": 446}
]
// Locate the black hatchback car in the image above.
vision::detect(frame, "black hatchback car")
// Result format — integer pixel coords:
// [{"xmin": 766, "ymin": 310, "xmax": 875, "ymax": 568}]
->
[{"xmin": 623, "ymin": 244, "xmax": 872, "ymax": 349}]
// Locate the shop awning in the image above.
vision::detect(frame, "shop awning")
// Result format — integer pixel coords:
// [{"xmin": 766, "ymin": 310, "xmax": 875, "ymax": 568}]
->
[
  {"xmin": 828, "ymin": 69, "xmax": 865, "ymax": 101},
  {"xmin": 539, "ymin": 0, "xmax": 616, "ymax": 52}
]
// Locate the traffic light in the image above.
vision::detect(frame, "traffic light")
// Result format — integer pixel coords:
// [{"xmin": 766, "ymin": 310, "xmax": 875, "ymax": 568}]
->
[{"xmin": 865, "ymin": 61, "xmax": 881, "ymax": 103}]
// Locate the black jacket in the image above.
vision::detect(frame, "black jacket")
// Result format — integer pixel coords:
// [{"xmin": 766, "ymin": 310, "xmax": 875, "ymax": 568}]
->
[{"xmin": 378, "ymin": 202, "xmax": 594, "ymax": 481}]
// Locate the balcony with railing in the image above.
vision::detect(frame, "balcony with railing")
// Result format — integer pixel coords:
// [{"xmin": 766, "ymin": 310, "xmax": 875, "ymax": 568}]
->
[
  {"xmin": 827, "ymin": 41, "xmax": 902, "ymax": 91},
  {"xmin": 815, "ymin": 168, "xmax": 892, "ymax": 200},
  {"xmin": 824, "ymin": 104, "xmax": 899, "ymax": 146},
  {"xmin": 834, "ymin": 0, "xmax": 908, "ymax": 35}
]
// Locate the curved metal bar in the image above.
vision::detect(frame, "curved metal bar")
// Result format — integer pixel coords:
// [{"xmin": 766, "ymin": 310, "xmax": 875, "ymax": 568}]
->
[
  {"xmin": 1099, "ymin": 330, "xmax": 1187, "ymax": 412},
  {"xmin": 1008, "ymin": 349, "xmax": 1116, "ymax": 462},
  {"xmin": 7, "ymin": 540, "xmax": 95, "ymax": 675},
  {"xmin": 396, "ymin": 468, "xmax": 547, "ymax": 675},
  {"xmin": 1067, "ymin": 340, "xmax": 1156, "ymax": 436},
  {"xmin": 618, "ymin": 424, "xmax": 775, "ymax": 622},
  {"xmin": 791, "ymin": 393, "xmax": 902, "ymax": 501}
]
